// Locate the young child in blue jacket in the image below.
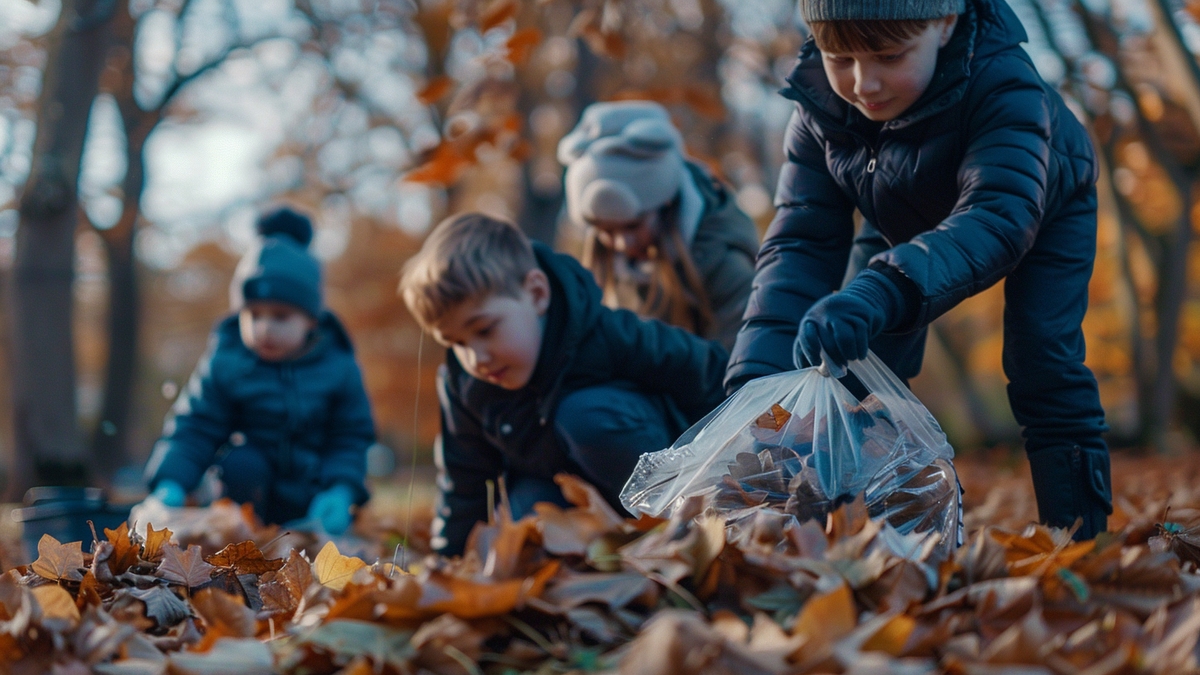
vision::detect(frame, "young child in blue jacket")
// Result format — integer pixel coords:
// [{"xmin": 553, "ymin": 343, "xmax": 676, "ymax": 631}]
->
[
  {"xmin": 142, "ymin": 208, "xmax": 375, "ymax": 534},
  {"xmin": 725, "ymin": 0, "xmax": 1112, "ymax": 539},
  {"xmin": 400, "ymin": 213, "xmax": 728, "ymax": 556}
]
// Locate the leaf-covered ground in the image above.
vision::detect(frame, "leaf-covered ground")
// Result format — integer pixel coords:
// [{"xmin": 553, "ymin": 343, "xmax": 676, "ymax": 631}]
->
[{"xmin": 3, "ymin": 452, "xmax": 1200, "ymax": 674}]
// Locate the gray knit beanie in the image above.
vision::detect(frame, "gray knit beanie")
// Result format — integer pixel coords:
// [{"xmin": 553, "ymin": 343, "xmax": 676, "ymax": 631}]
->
[
  {"xmin": 229, "ymin": 207, "xmax": 323, "ymax": 318},
  {"xmin": 800, "ymin": 0, "xmax": 964, "ymax": 22},
  {"xmin": 558, "ymin": 101, "xmax": 686, "ymax": 224}
]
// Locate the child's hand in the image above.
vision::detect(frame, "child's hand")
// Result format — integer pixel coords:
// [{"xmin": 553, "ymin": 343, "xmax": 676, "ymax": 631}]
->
[
  {"xmin": 149, "ymin": 480, "xmax": 186, "ymax": 507},
  {"xmin": 307, "ymin": 484, "xmax": 356, "ymax": 535},
  {"xmin": 797, "ymin": 269, "xmax": 905, "ymax": 369}
]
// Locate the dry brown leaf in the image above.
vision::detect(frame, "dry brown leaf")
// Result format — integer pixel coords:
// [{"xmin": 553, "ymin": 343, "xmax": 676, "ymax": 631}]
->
[
  {"xmin": 755, "ymin": 404, "xmax": 792, "ymax": 432},
  {"xmin": 424, "ymin": 561, "xmax": 559, "ymax": 619},
  {"xmin": 31, "ymin": 584, "xmax": 80, "ymax": 625},
  {"xmin": 314, "ymin": 541, "xmax": 368, "ymax": 591},
  {"xmin": 190, "ymin": 588, "xmax": 258, "ymax": 652},
  {"xmin": 792, "ymin": 583, "xmax": 856, "ymax": 644},
  {"xmin": 205, "ymin": 541, "xmax": 284, "ymax": 576},
  {"xmin": 31, "ymin": 534, "xmax": 85, "ymax": 582},
  {"xmin": 258, "ymin": 549, "xmax": 313, "ymax": 615},
  {"xmin": 143, "ymin": 524, "xmax": 173, "ymax": 562},
  {"xmin": 403, "ymin": 142, "xmax": 473, "ymax": 185},
  {"xmin": 158, "ymin": 544, "xmax": 218, "ymax": 587},
  {"xmin": 104, "ymin": 523, "xmax": 141, "ymax": 576}
]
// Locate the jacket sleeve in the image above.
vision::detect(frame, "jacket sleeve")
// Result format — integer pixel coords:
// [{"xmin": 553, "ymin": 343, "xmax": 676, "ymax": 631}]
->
[
  {"xmin": 605, "ymin": 309, "xmax": 729, "ymax": 424},
  {"xmin": 724, "ymin": 109, "xmax": 857, "ymax": 393},
  {"xmin": 318, "ymin": 358, "xmax": 376, "ymax": 504},
  {"xmin": 873, "ymin": 55, "xmax": 1055, "ymax": 329},
  {"xmin": 143, "ymin": 334, "xmax": 234, "ymax": 493},
  {"xmin": 431, "ymin": 364, "xmax": 505, "ymax": 556}
]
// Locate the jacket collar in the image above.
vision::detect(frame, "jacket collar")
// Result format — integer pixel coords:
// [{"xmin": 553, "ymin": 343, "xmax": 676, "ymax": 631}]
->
[{"xmin": 781, "ymin": 0, "xmax": 1025, "ymax": 133}]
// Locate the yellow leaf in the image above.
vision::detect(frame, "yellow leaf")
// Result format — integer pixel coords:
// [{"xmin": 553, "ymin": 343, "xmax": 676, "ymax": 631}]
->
[
  {"xmin": 862, "ymin": 614, "xmax": 915, "ymax": 656},
  {"xmin": 31, "ymin": 585, "xmax": 80, "ymax": 624},
  {"xmin": 314, "ymin": 541, "xmax": 367, "ymax": 591}
]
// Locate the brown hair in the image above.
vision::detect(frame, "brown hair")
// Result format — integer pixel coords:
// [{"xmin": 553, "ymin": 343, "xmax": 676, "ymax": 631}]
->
[
  {"xmin": 400, "ymin": 213, "xmax": 537, "ymax": 331},
  {"xmin": 809, "ymin": 19, "xmax": 933, "ymax": 53},
  {"xmin": 581, "ymin": 200, "xmax": 714, "ymax": 337}
]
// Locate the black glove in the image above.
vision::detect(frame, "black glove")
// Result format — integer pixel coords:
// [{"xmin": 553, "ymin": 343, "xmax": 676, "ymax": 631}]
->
[
  {"xmin": 797, "ymin": 268, "xmax": 910, "ymax": 369},
  {"xmin": 1027, "ymin": 444, "xmax": 1112, "ymax": 540}
]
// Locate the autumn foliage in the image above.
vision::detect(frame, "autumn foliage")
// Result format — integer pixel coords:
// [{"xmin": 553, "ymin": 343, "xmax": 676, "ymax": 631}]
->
[{"xmin": 1, "ymin": 458, "xmax": 1200, "ymax": 673}]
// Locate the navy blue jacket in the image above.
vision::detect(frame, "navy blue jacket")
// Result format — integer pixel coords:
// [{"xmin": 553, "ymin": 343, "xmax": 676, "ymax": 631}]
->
[
  {"xmin": 145, "ymin": 312, "xmax": 375, "ymax": 506},
  {"xmin": 436, "ymin": 243, "xmax": 728, "ymax": 554},
  {"xmin": 726, "ymin": 0, "xmax": 1097, "ymax": 388}
]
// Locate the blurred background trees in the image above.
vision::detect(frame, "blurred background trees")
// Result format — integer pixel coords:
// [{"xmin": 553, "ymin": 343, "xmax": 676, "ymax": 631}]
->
[{"xmin": 0, "ymin": 0, "xmax": 1199, "ymax": 497}]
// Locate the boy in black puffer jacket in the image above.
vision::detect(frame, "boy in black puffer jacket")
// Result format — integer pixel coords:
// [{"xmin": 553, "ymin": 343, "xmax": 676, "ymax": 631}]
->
[
  {"xmin": 726, "ymin": 0, "xmax": 1112, "ymax": 539},
  {"xmin": 401, "ymin": 213, "xmax": 727, "ymax": 556},
  {"xmin": 142, "ymin": 208, "xmax": 376, "ymax": 534}
]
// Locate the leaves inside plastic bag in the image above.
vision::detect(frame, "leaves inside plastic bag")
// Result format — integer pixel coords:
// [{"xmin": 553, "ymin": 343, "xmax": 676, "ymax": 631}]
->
[{"xmin": 755, "ymin": 404, "xmax": 791, "ymax": 432}]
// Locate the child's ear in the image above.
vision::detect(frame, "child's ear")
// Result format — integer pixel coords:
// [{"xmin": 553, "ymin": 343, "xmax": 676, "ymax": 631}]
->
[
  {"xmin": 938, "ymin": 15, "xmax": 959, "ymax": 47},
  {"xmin": 524, "ymin": 268, "xmax": 552, "ymax": 315}
]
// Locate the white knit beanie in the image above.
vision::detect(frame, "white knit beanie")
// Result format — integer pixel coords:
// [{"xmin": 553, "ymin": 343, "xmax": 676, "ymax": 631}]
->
[{"xmin": 559, "ymin": 101, "xmax": 687, "ymax": 224}]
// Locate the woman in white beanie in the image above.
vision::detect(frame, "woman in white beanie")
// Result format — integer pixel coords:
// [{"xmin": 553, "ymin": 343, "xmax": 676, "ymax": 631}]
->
[{"xmin": 559, "ymin": 101, "xmax": 760, "ymax": 351}]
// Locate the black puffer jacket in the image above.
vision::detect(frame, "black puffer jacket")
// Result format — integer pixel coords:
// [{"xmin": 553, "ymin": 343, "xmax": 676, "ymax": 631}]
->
[
  {"xmin": 145, "ymin": 312, "xmax": 375, "ymax": 507},
  {"xmin": 726, "ymin": 0, "xmax": 1097, "ymax": 387},
  {"xmin": 435, "ymin": 243, "xmax": 728, "ymax": 555}
]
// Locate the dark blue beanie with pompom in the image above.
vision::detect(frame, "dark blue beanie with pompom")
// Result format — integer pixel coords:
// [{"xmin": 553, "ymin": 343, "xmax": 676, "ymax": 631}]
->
[{"xmin": 230, "ymin": 207, "xmax": 323, "ymax": 317}]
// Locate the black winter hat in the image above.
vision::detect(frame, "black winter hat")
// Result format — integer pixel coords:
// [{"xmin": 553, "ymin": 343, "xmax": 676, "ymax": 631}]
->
[
  {"xmin": 230, "ymin": 207, "xmax": 322, "ymax": 317},
  {"xmin": 800, "ymin": 0, "xmax": 964, "ymax": 21}
]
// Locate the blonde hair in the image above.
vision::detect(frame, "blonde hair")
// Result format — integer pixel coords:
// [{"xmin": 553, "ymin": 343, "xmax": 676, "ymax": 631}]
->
[
  {"xmin": 581, "ymin": 201, "xmax": 714, "ymax": 336},
  {"xmin": 400, "ymin": 213, "xmax": 538, "ymax": 330}
]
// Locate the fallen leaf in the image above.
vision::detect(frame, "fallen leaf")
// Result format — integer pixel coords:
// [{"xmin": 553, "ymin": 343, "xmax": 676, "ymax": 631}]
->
[
  {"xmin": 258, "ymin": 550, "xmax": 313, "ymax": 615},
  {"xmin": 205, "ymin": 541, "xmax": 284, "ymax": 576},
  {"xmin": 314, "ymin": 541, "xmax": 368, "ymax": 591},
  {"xmin": 31, "ymin": 534, "xmax": 85, "ymax": 582},
  {"xmin": 105, "ymin": 523, "xmax": 141, "ymax": 576},
  {"xmin": 190, "ymin": 588, "xmax": 258, "ymax": 651},
  {"xmin": 126, "ymin": 586, "xmax": 190, "ymax": 629},
  {"xmin": 142, "ymin": 525, "xmax": 173, "ymax": 563},
  {"xmin": 157, "ymin": 544, "xmax": 217, "ymax": 587},
  {"xmin": 31, "ymin": 584, "xmax": 80, "ymax": 624}
]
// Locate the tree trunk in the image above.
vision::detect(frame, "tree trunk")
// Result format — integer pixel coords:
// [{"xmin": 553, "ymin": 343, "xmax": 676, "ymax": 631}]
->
[
  {"xmin": 90, "ymin": 0, "xmax": 152, "ymax": 478},
  {"xmin": 9, "ymin": 0, "xmax": 115, "ymax": 497}
]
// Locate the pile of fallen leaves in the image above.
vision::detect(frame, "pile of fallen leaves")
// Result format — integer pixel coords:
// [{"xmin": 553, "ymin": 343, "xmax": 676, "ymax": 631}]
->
[{"xmin": 6, "ymin": 457, "xmax": 1200, "ymax": 674}]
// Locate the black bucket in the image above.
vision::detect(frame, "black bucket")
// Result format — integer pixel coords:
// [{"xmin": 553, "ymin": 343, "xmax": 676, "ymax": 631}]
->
[{"xmin": 10, "ymin": 487, "xmax": 133, "ymax": 558}]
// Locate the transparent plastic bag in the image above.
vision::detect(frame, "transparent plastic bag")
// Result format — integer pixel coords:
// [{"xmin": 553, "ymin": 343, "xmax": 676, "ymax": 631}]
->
[{"xmin": 620, "ymin": 351, "xmax": 961, "ymax": 558}]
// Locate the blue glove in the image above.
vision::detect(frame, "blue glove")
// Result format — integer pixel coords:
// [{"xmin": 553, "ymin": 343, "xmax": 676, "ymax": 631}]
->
[
  {"xmin": 307, "ymin": 484, "xmax": 357, "ymax": 535},
  {"xmin": 797, "ymin": 268, "xmax": 910, "ymax": 370},
  {"xmin": 150, "ymin": 480, "xmax": 186, "ymax": 507}
]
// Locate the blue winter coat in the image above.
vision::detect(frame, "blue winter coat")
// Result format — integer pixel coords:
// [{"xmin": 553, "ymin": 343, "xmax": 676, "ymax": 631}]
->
[
  {"xmin": 436, "ymin": 243, "xmax": 729, "ymax": 554},
  {"xmin": 145, "ymin": 312, "xmax": 375, "ymax": 510},
  {"xmin": 725, "ymin": 0, "xmax": 1097, "ymax": 388}
]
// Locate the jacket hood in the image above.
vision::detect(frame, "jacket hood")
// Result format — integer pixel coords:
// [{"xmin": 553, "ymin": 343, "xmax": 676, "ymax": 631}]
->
[
  {"xmin": 688, "ymin": 162, "xmax": 761, "ymax": 259},
  {"xmin": 524, "ymin": 242, "xmax": 604, "ymax": 417},
  {"xmin": 782, "ymin": 0, "xmax": 1027, "ymax": 131}
]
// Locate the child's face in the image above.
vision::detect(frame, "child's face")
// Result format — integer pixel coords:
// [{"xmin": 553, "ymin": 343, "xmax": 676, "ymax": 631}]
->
[
  {"xmin": 239, "ymin": 301, "xmax": 316, "ymax": 361},
  {"xmin": 589, "ymin": 210, "xmax": 661, "ymax": 261},
  {"xmin": 820, "ymin": 16, "xmax": 958, "ymax": 122},
  {"xmin": 431, "ymin": 269, "xmax": 551, "ymax": 390}
]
